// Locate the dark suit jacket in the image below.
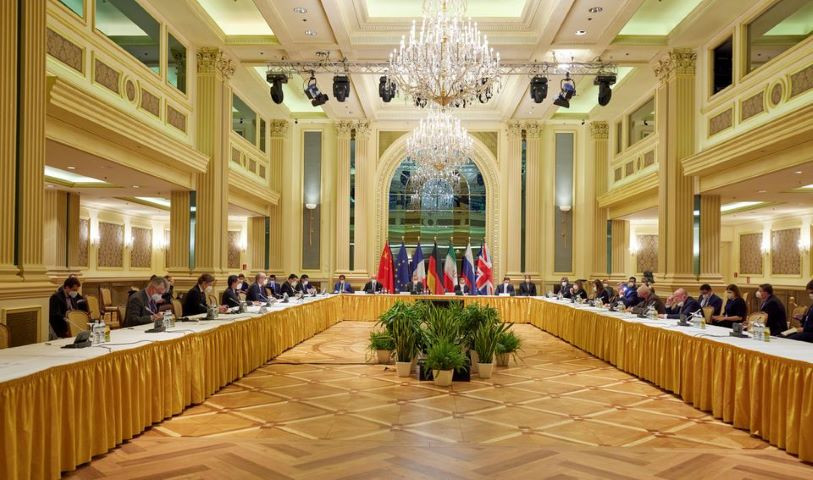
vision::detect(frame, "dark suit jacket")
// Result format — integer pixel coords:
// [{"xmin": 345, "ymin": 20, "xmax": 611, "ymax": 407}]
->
[
  {"xmin": 594, "ymin": 289, "xmax": 611, "ymax": 304},
  {"xmin": 665, "ymin": 296, "xmax": 703, "ymax": 319},
  {"xmin": 221, "ymin": 288, "xmax": 241, "ymax": 308},
  {"xmin": 239, "ymin": 282, "xmax": 249, "ymax": 293},
  {"xmin": 49, "ymin": 287, "xmax": 90, "ymax": 338},
  {"xmin": 571, "ymin": 288, "xmax": 588, "ymax": 300},
  {"xmin": 623, "ymin": 286, "xmax": 640, "ymax": 307},
  {"xmin": 408, "ymin": 281, "xmax": 425, "ymax": 294},
  {"xmin": 265, "ymin": 281, "xmax": 280, "ymax": 296},
  {"xmin": 723, "ymin": 297, "xmax": 747, "ymax": 320},
  {"xmin": 557, "ymin": 283, "xmax": 573, "ymax": 298},
  {"xmin": 454, "ymin": 284, "xmax": 472, "ymax": 295},
  {"xmin": 631, "ymin": 294, "xmax": 666, "ymax": 315},
  {"xmin": 124, "ymin": 290, "xmax": 158, "ymax": 327},
  {"xmin": 760, "ymin": 295, "xmax": 788, "ymax": 336},
  {"xmin": 183, "ymin": 285, "xmax": 208, "ymax": 316},
  {"xmin": 495, "ymin": 284, "xmax": 515, "ymax": 295},
  {"xmin": 280, "ymin": 282, "xmax": 297, "ymax": 298},
  {"xmin": 700, "ymin": 293, "xmax": 723, "ymax": 316},
  {"xmin": 333, "ymin": 282, "xmax": 353, "ymax": 293},
  {"xmin": 518, "ymin": 282, "xmax": 537, "ymax": 296},
  {"xmin": 247, "ymin": 283, "xmax": 269, "ymax": 303},
  {"xmin": 363, "ymin": 281, "xmax": 383, "ymax": 293}
]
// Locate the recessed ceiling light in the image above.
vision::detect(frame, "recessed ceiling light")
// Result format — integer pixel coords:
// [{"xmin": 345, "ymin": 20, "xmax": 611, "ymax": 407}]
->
[
  {"xmin": 293, "ymin": 7, "xmax": 307, "ymax": 14},
  {"xmin": 588, "ymin": 6, "xmax": 603, "ymax": 13},
  {"xmin": 305, "ymin": 30, "xmax": 317, "ymax": 37},
  {"xmin": 796, "ymin": 171, "xmax": 803, "ymax": 174},
  {"xmin": 132, "ymin": 185, "xmax": 140, "ymax": 189},
  {"xmin": 66, "ymin": 166, "xmax": 76, "ymax": 170},
  {"xmin": 576, "ymin": 30, "xmax": 587, "ymax": 36},
  {"xmin": 758, "ymin": 190, "xmax": 767, "ymax": 193}
]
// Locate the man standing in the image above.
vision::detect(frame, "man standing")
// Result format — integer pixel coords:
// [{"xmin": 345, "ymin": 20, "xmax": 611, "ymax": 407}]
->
[
  {"xmin": 48, "ymin": 277, "xmax": 90, "ymax": 338},
  {"xmin": 124, "ymin": 276, "xmax": 167, "ymax": 327}
]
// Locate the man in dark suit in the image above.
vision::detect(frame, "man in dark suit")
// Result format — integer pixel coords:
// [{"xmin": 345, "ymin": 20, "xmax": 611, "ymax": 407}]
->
[
  {"xmin": 629, "ymin": 286, "xmax": 666, "ymax": 315},
  {"xmin": 266, "ymin": 274, "xmax": 281, "ymax": 297},
  {"xmin": 518, "ymin": 275, "xmax": 537, "ymax": 296},
  {"xmin": 182, "ymin": 273, "xmax": 218, "ymax": 316},
  {"xmin": 221, "ymin": 275, "xmax": 242, "ymax": 308},
  {"xmin": 279, "ymin": 274, "xmax": 299, "ymax": 298},
  {"xmin": 454, "ymin": 276, "xmax": 471, "ymax": 295},
  {"xmin": 623, "ymin": 276, "xmax": 640, "ymax": 306},
  {"xmin": 333, "ymin": 274, "xmax": 353, "ymax": 294},
  {"xmin": 787, "ymin": 279, "xmax": 813, "ymax": 342},
  {"xmin": 237, "ymin": 274, "xmax": 249, "ymax": 293},
  {"xmin": 124, "ymin": 276, "xmax": 167, "ymax": 327},
  {"xmin": 247, "ymin": 272, "xmax": 270, "ymax": 303},
  {"xmin": 363, "ymin": 276, "xmax": 382, "ymax": 294},
  {"xmin": 757, "ymin": 283, "xmax": 787, "ymax": 336},
  {"xmin": 662, "ymin": 288, "xmax": 703, "ymax": 319},
  {"xmin": 698, "ymin": 283, "xmax": 723, "ymax": 316},
  {"xmin": 408, "ymin": 274, "xmax": 425, "ymax": 294},
  {"xmin": 298, "ymin": 274, "xmax": 315, "ymax": 294},
  {"xmin": 160, "ymin": 275, "xmax": 175, "ymax": 306},
  {"xmin": 48, "ymin": 277, "xmax": 90, "ymax": 338},
  {"xmin": 495, "ymin": 277, "xmax": 515, "ymax": 296},
  {"xmin": 557, "ymin": 277, "xmax": 572, "ymax": 298}
]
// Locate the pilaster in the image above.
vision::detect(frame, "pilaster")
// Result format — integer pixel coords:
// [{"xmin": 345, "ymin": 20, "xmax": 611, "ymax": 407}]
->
[
  {"xmin": 611, "ymin": 219, "xmax": 629, "ymax": 277},
  {"xmin": 505, "ymin": 122, "xmax": 523, "ymax": 276},
  {"xmin": 334, "ymin": 121, "xmax": 352, "ymax": 273},
  {"xmin": 699, "ymin": 194, "xmax": 723, "ymax": 283},
  {"xmin": 247, "ymin": 216, "xmax": 267, "ymax": 272},
  {"xmin": 0, "ymin": 0, "xmax": 17, "ymax": 280},
  {"xmin": 268, "ymin": 120, "xmax": 287, "ymax": 273},
  {"xmin": 590, "ymin": 121, "xmax": 609, "ymax": 277},
  {"xmin": 524, "ymin": 122, "xmax": 542, "ymax": 277},
  {"xmin": 354, "ymin": 121, "xmax": 372, "ymax": 275},
  {"xmin": 167, "ymin": 191, "xmax": 190, "ymax": 275}
]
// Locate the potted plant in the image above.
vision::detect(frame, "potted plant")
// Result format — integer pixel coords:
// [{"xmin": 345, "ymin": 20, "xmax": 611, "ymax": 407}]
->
[
  {"xmin": 424, "ymin": 338, "xmax": 467, "ymax": 387},
  {"xmin": 368, "ymin": 330, "xmax": 394, "ymax": 364},
  {"xmin": 472, "ymin": 322, "xmax": 510, "ymax": 378},
  {"xmin": 391, "ymin": 314, "xmax": 418, "ymax": 377},
  {"xmin": 460, "ymin": 303, "xmax": 499, "ymax": 373},
  {"xmin": 495, "ymin": 330, "xmax": 521, "ymax": 367}
]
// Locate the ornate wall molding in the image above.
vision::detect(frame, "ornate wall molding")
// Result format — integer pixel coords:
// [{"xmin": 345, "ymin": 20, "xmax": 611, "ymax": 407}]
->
[
  {"xmin": 507, "ymin": 121, "xmax": 522, "ymax": 138},
  {"xmin": 46, "ymin": 28, "xmax": 82, "ymax": 73},
  {"xmin": 196, "ymin": 47, "xmax": 235, "ymax": 79},
  {"xmin": 269, "ymin": 119, "xmax": 289, "ymax": 137},
  {"xmin": 589, "ymin": 121, "xmax": 609, "ymax": 139},
  {"xmin": 336, "ymin": 120, "xmax": 354, "ymax": 139},
  {"xmin": 523, "ymin": 121, "xmax": 542, "ymax": 137},
  {"xmin": 353, "ymin": 121, "xmax": 371, "ymax": 137},
  {"xmin": 653, "ymin": 48, "xmax": 696, "ymax": 83},
  {"xmin": 708, "ymin": 109, "xmax": 733, "ymax": 137}
]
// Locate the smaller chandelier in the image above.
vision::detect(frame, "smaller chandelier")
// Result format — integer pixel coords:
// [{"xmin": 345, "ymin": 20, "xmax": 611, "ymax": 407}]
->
[{"xmin": 406, "ymin": 108, "xmax": 473, "ymax": 179}]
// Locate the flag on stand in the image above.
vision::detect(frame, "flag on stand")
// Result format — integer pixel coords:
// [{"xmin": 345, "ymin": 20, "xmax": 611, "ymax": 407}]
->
[
  {"xmin": 462, "ymin": 243, "xmax": 476, "ymax": 294},
  {"xmin": 394, "ymin": 243, "xmax": 410, "ymax": 292},
  {"xmin": 443, "ymin": 243, "xmax": 458, "ymax": 292},
  {"xmin": 476, "ymin": 242, "xmax": 494, "ymax": 295},
  {"xmin": 426, "ymin": 242, "xmax": 444, "ymax": 294},
  {"xmin": 375, "ymin": 243, "xmax": 395, "ymax": 292},
  {"xmin": 410, "ymin": 242, "xmax": 425, "ymax": 287}
]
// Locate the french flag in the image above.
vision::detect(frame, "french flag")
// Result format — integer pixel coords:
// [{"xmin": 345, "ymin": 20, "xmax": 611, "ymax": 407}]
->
[
  {"xmin": 461, "ymin": 243, "xmax": 476, "ymax": 295},
  {"xmin": 476, "ymin": 243, "xmax": 494, "ymax": 295}
]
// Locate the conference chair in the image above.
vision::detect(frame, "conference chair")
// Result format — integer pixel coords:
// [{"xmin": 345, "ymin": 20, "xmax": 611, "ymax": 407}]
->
[
  {"xmin": 207, "ymin": 294, "xmax": 218, "ymax": 307},
  {"xmin": 85, "ymin": 295, "xmax": 102, "ymax": 322},
  {"xmin": 171, "ymin": 299, "xmax": 183, "ymax": 319},
  {"xmin": 265, "ymin": 287, "xmax": 274, "ymax": 299},
  {"xmin": 0, "ymin": 323, "xmax": 8, "ymax": 349},
  {"xmin": 790, "ymin": 304, "xmax": 808, "ymax": 330},
  {"xmin": 745, "ymin": 312, "xmax": 767, "ymax": 332},
  {"xmin": 701, "ymin": 306, "xmax": 714, "ymax": 325},
  {"xmin": 99, "ymin": 287, "xmax": 120, "ymax": 326},
  {"xmin": 66, "ymin": 310, "xmax": 91, "ymax": 337},
  {"xmin": 238, "ymin": 291, "xmax": 247, "ymax": 302}
]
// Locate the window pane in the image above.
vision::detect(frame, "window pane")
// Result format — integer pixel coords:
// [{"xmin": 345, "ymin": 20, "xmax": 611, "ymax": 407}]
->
[
  {"xmin": 747, "ymin": 0, "xmax": 813, "ymax": 73},
  {"xmin": 232, "ymin": 94, "xmax": 257, "ymax": 144},
  {"xmin": 628, "ymin": 98, "xmax": 655, "ymax": 147},
  {"xmin": 95, "ymin": 0, "xmax": 160, "ymax": 74},
  {"xmin": 167, "ymin": 33, "xmax": 186, "ymax": 93},
  {"xmin": 711, "ymin": 36, "xmax": 733, "ymax": 95},
  {"xmin": 59, "ymin": 0, "xmax": 84, "ymax": 17}
]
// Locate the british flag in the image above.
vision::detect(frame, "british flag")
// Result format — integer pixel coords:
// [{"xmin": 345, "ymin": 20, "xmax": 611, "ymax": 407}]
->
[{"xmin": 476, "ymin": 243, "xmax": 493, "ymax": 295}]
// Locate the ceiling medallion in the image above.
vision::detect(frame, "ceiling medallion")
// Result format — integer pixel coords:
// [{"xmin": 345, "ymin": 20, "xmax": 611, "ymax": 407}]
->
[{"xmin": 388, "ymin": 0, "xmax": 501, "ymax": 108}]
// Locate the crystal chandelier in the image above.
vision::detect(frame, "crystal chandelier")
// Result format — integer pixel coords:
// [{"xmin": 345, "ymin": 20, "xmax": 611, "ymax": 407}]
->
[
  {"xmin": 406, "ymin": 107, "xmax": 473, "ymax": 179},
  {"xmin": 388, "ymin": 0, "xmax": 501, "ymax": 108}
]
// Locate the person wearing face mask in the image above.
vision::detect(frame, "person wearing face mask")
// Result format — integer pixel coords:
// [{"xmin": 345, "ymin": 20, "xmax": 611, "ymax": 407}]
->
[
  {"xmin": 237, "ymin": 273, "xmax": 249, "ymax": 293},
  {"xmin": 48, "ymin": 276, "xmax": 90, "ymax": 338},
  {"xmin": 558, "ymin": 277, "xmax": 573, "ymax": 298},
  {"xmin": 756, "ymin": 283, "xmax": 788, "ymax": 336},
  {"xmin": 183, "ymin": 274, "xmax": 219, "ymax": 316},
  {"xmin": 408, "ymin": 273, "xmax": 425, "ymax": 295},
  {"xmin": 623, "ymin": 276, "xmax": 640, "ymax": 307},
  {"xmin": 363, "ymin": 276, "xmax": 383, "ymax": 294},
  {"xmin": 124, "ymin": 276, "xmax": 168, "ymax": 327},
  {"xmin": 333, "ymin": 274, "xmax": 354, "ymax": 294},
  {"xmin": 569, "ymin": 280, "xmax": 588, "ymax": 300},
  {"xmin": 298, "ymin": 274, "xmax": 315, "ymax": 294},
  {"xmin": 662, "ymin": 288, "xmax": 702, "ymax": 319},
  {"xmin": 593, "ymin": 279, "xmax": 611, "ymax": 305},
  {"xmin": 454, "ymin": 276, "xmax": 471, "ymax": 295},
  {"xmin": 495, "ymin": 277, "xmax": 515, "ymax": 296},
  {"xmin": 280, "ymin": 274, "xmax": 299, "ymax": 297},
  {"xmin": 628, "ymin": 285, "xmax": 666, "ymax": 315},
  {"xmin": 711, "ymin": 284, "xmax": 747, "ymax": 328},
  {"xmin": 698, "ymin": 284, "xmax": 723, "ymax": 316},
  {"xmin": 248, "ymin": 272, "xmax": 269, "ymax": 303},
  {"xmin": 221, "ymin": 275, "xmax": 243, "ymax": 308},
  {"xmin": 785, "ymin": 280, "xmax": 813, "ymax": 342},
  {"xmin": 518, "ymin": 275, "xmax": 537, "ymax": 296}
]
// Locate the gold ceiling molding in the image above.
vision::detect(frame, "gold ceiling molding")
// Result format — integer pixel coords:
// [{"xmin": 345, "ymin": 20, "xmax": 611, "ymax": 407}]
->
[
  {"xmin": 196, "ymin": 47, "xmax": 235, "ymax": 79},
  {"xmin": 653, "ymin": 48, "xmax": 696, "ymax": 83},
  {"xmin": 589, "ymin": 121, "xmax": 609, "ymax": 140},
  {"xmin": 269, "ymin": 119, "xmax": 289, "ymax": 137}
]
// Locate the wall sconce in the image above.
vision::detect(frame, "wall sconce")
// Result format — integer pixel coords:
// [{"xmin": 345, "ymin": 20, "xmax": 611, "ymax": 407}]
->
[
  {"xmin": 152, "ymin": 223, "xmax": 166, "ymax": 250},
  {"xmin": 799, "ymin": 236, "xmax": 811, "ymax": 254},
  {"xmin": 124, "ymin": 223, "xmax": 133, "ymax": 249},
  {"xmin": 239, "ymin": 228, "xmax": 248, "ymax": 252},
  {"xmin": 305, "ymin": 203, "xmax": 317, "ymax": 246},
  {"xmin": 305, "ymin": 203, "xmax": 317, "ymax": 210},
  {"xmin": 629, "ymin": 235, "xmax": 640, "ymax": 255},
  {"xmin": 89, "ymin": 214, "xmax": 100, "ymax": 246},
  {"xmin": 558, "ymin": 205, "xmax": 572, "ymax": 212},
  {"xmin": 760, "ymin": 230, "xmax": 771, "ymax": 254}
]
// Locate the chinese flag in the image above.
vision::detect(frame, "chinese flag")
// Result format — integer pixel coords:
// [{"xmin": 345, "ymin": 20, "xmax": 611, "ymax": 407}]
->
[{"xmin": 376, "ymin": 243, "xmax": 395, "ymax": 292}]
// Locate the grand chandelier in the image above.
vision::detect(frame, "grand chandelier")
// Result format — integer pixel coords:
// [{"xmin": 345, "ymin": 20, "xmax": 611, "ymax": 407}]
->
[
  {"xmin": 388, "ymin": 0, "xmax": 501, "ymax": 108},
  {"xmin": 406, "ymin": 107, "xmax": 472, "ymax": 182}
]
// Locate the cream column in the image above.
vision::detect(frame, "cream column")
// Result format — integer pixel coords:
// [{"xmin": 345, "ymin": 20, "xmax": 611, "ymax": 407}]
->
[
  {"xmin": 334, "ymin": 121, "xmax": 353, "ymax": 273},
  {"xmin": 194, "ymin": 48, "xmax": 233, "ymax": 275},
  {"xmin": 66, "ymin": 192, "xmax": 80, "ymax": 270},
  {"xmin": 590, "ymin": 121, "xmax": 609, "ymax": 277},
  {"xmin": 17, "ymin": 0, "xmax": 47, "ymax": 280},
  {"xmin": 268, "ymin": 120, "xmax": 287, "ymax": 273},
  {"xmin": 0, "ymin": 0, "xmax": 17, "ymax": 280},
  {"xmin": 43, "ymin": 191, "xmax": 80, "ymax": 276},
  {"xmin": 611, "ymin": 219, "xmax": 629, "ymax": 277},
  {"xmin": 247, "ymin": 216, "xmax": 267, "ymax": 272},
  {"xmin": 524, "ymin": 122, "xmax": 542, "ymax": 277},
  {"xmin": 654, "ymin": 48, "xmax": 697, "ymax": 287},
  {"xmin": 505, "ymin": 122, "xmax": 523, "ymax": 276},
  {"xmin": 167, "ymin": 191, "xmax": 190, "ymax": 275},
  {"xmin": 700, "ymin": 194, "xmax": 723, "ymax": 282},
  {"xmin": 354, "ymin": 121, "xmax": 372, "ymax": 275}
]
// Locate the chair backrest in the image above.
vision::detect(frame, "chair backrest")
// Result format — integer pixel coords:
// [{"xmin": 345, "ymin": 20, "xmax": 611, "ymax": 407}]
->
[
  {"xmin": 701, "ymin": 306, "xmax": 714, "ymax": 323},
  {"xmin": 100, "ymin": 287, "xmax": 113, "ymax": 307},
  {"xmin": 745, "ymin": 312, "xmax": 767, "ymax": 331},
  {"xmin": 85, "ymin": 295, "xmax": 101, "ymax": 321},
  {"xmin": 238, "ymin": 291, "xmax": 247, "ymax": 302},
  {"xmin": 171, "ymin": 299, "xmax": 183, "ymax": 318},
  {"xmin": 66, "ymin": 310, "xmax": 90, "ymax": 336},
  {"xmin": 790, "ymin": 305, "xmax": 808, "ymax": 329},
  {"xmin": 264, "ymin": 287, "xmax": 273, "ymax": 298},
  {"xmin": 0, "ymin": 323, "xmax": 8, "ymax": 349},
  {"xmin": 112, "ymin": 307, "xmax": 124, "ymax": 329},
  {"xmin": 207, "ymin": 294, "xmax": 218, "ymax": 307}
]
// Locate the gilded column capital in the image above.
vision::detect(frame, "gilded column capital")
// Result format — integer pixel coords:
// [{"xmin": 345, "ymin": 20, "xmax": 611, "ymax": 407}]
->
[
  {"xmin": 353, "ymin": 121, "xmax": 371, "ymax": 138},
  {"xmin": 196, "ymin": 47, "xmax": 235, "ymax": 79},
  {"xmin": 523, "ymin": 121, "xmax": 542, "ymax": 138},
  {"xmin": 653, "ymin": 48, "xmax": 696, "ymax": 83},
  {"xmin": 269, "ymin": 119, "xmax": 289, "ymax": 137},
  {"xmin": 589, "ymin": 121, "xmax": 609, "ymax": 140},
  {"xmin": 507, "ymin": 121, "xmax": 522, "ymax": 139},
  {"xmin": 336, "ymin": 121, "xmax": 353, "ymax": 139}
]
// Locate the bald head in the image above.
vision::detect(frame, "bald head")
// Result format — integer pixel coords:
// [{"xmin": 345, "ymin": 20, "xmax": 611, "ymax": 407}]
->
[
  {"xmin": 673, "ymin": 288, "xmax": 688, "ymax": 303},
  {"xmin": 637, "ymin": 285, "xmax": 651, "ymax": 299}
]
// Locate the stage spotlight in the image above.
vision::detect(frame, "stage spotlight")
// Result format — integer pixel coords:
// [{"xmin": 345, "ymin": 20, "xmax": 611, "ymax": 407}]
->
[
  {"xmin": 378, "ymin": 76, "xmax": 397, "ymax": 102},
  {"xmin": 529, "ymin": 75, "xmax": 548, "ymax": 103},
  {"xmin": 594, "ymin": 74, "xmax": 616, "ymax": 106},
  {"xmin": 553, "ymin": 74, "xmax": 576, "ymax": 108},
  {"xmin": 304, "ymin": 74, "xmax": 329, "ymax": 107},
  {"xmin": 266, "ymin": 73, "xmax": 288, "ymax": 105},
  {"xmin": 332, "ymin": 75, "xmax": 350, "ymax": 102}
]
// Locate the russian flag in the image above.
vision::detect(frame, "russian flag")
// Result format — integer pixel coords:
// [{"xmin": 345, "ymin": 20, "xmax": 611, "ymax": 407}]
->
[
  {"xmin": 461, "ymin": 243, "xmax": 476, "ymax": 295},
  {"xmin": 476, "ymin": 242, "xmax": 494, "ymax": 295}
]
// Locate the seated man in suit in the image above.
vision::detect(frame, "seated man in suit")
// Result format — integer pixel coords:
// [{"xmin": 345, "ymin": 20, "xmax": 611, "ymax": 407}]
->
[
  {"xmin": 623, "ymin": 276, "xmax": 640, "ymax": 306},
  {"xmin": 698, "ymin": 283, "xmax": 723, "ymax": 316},
  {"xmin": 408, "ymin": 273, "xmax": 425, "ymax": 294},
  {"xmin": 786, "ymin": 279, "xmax": 813, "ymax": 343},
  {"xmin": 454, "ymin": 276, "xmax": 472, "ymax": 295},
  {"xmin": 495, "ymin": 277, "xmax": 515, "ymax": 296},
  {"xmin": 247, "ymin": 272, "xmax": 270, "ymax": 303},
  {"xmin": 363, "ymin": 276, "xmax": 383, "ymax": 294},
  {"xmin": 662, "ymin": 288, "xmax": 702, "ymax": 319},
  {"xmin": 237, "ymin": 274, "xmax": 249, "ymax": 293},
  {"xmin": 124, "ymin": 276, "xmax": 167, "ymax": 327},
  {"xmin": 280, "ymin": 274, "xmax": 299, "ymax": 298},
  {"xmin": 628, "ymin": 285, "xmax": 666, "ymax": 316},
  {"xmin": 333, "ymin": 274, "xmax": 354, "ymax": 293},
  {"xmin": 183, "ymin": 273, "xmax": 224, "ymax": 316},
  {"xmin": 48, "ymin": 276, "xmax": 90, "ymax": 338},
  {"xmin": 557, "ymin": 277, "xmax": 572, "ymax": 298},
  {"xmin": 298, "ymin": 274, "xmax": 316, "ymax": 294},
  {"xmin": 265, "ymin": 274, "xmax": 281, "ymax": 297},
  {"xmin": 221, "ymin": 275, "xmax": 243, "ymax": 308},
  {"xmin": 757, "ymin": 283, "xmax": 787, "ymax": 336},
  {"xmin": 518, "ymin": 275, "xmax": 537, "ymax": 296}
]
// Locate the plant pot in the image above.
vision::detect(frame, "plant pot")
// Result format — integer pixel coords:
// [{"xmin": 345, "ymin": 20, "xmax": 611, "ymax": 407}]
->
[
  {"xmin": 496, "ymin": 353, "xmax": 510, "ymax": 367},
  {"xmin": 376, "ymin": 349, "xmax": 392, "ymax": 364},
  {"xmin": 433, "ymin": 369, "xmax": 453, "ymax": 387},
  {"xmin": 470, "ymin": 350, "xmax": 479, "ymax": 373},
  {"xmin": 396, "ymin": 361, "xmax": 412, "ymax": 377},
  {"xmin": 478, "ymin": 362, "xmax": 495, "ymax": 379}
]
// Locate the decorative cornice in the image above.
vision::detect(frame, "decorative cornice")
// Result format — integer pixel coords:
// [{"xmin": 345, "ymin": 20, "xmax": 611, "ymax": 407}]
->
[
  {"xmin": 522, "ymin": 121, "xmax": 542, "ymax": 138},
  {"xmin": 269, "ymin": 119, "xmax": 289, "ymax": 137},
  {"xmin": 507, "ymin": 121, "xmax": 522, "ymax": 138},
  {"xmin": 336, "ymin": 120, "xmax": 353, "ymax": 139},
  {"xmin": 653, "ymin": 48, "xmax": 696, "ymax": 83},
  {"xmin": 353, "ymin": 121, "xmax": 371, "ymax": 138},
  {"xmin": 196, "ymin": 47, "xmax": 235, "ymax": 79},
  {"xmin": 589, "ymin": 121, "xmax": 609, "ymax": 140}
]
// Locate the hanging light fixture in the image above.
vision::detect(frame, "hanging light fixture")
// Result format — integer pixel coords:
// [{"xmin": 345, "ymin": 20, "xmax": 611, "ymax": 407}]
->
[
  {"xmin": 406, "ymin": 107, "xmax": 473, "ymax": 178},
  {"xmin": 388, "ymin": 0, "xmax": 501, "ymax": 108}
]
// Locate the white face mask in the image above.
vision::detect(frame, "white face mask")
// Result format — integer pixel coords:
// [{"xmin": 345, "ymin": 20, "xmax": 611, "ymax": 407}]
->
[
  {"xmin": 151, "ymin": 293, "xmax": 162, "ymax": 302},
  {"xmin": 303, "ymin": 280, "xmax": 309, "ymax": 285},
  {"xmin": 755, "ymin": 291, "xmax": 762, "ymax": 299},
  {"xmin": 68, "ymin": 290, "xmax": 78, "ymax": 298},
  {"xmin": 504, "ymin": 282, "xmax": 509, "ymax": 286},
  {"xmin": 205, "ymin": 285, "xmax": 213, "ymax": 293},
  {"xmin": 561, "ymin": 281, "xmax": 567, "ymax": 287}
]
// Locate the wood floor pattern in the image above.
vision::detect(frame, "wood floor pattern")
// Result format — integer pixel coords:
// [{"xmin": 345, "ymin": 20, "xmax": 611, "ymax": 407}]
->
[{"xmin": 66, "ymin": 322, "xmax": 813, "ymax": 479}]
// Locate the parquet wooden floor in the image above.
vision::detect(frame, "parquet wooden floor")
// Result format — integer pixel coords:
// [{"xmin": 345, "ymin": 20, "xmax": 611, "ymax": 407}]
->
[{"xmin": 66, "ymin": 322, "xmax": 813, "ymax": 479}]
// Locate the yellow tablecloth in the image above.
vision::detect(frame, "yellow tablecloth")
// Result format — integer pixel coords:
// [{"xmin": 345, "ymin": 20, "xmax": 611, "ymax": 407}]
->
[
  {"xmin": 339, "ymin": 294, "xmax": 531, "ymax": 324},
  {"xmin": 0, "ymin": 296, "xmax": 341, "ymax": 480}
]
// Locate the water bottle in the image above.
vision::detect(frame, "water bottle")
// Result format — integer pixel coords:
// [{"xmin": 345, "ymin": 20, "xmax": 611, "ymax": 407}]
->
[
  {"xmin": 763, "ymin": 325, "xmax": 771, "ymax": 342},
  {"xmin": 163, "ymin": 310, "xmax": 173, "ymax": 329}
]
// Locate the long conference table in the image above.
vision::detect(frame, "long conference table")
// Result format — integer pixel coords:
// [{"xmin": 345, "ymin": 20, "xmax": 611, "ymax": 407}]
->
[{"xmin": 1, "ymin": 294, "xmax": 811, "ymax": 479}]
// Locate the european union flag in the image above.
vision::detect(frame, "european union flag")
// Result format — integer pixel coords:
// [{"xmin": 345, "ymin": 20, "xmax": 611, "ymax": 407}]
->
[{"xmin": 395, "ymin": 243, "xmax": 410, "ymax": 292}]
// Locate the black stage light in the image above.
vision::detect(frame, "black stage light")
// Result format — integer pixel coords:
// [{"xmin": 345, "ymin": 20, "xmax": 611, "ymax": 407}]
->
[
  {"xmin": 333, "ymin": 75, "xmax": 350, "ymax": 102},
  {"xmin": 304, "ymin": 74, "xmax": 329, "ymax": 106},
  {"xmin": 553, "ymin": 75, "xmax": 576, "ymax": 108},
  {"xmin": 378, "ymin": 76, "xmax": 397, "ymax": 102},
  {"xmin": 529, "ymin": 75, "xmax": 548, "ymax": 103},
  {"xmin": 266, "ymin": 73, "xmax": 288, "ymax": 105},
  {"xmin": 594, "ymin": 74, "xmax": 616, "ymax": 106}
]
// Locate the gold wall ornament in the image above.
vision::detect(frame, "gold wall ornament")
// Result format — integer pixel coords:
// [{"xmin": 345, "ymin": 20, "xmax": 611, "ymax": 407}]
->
[
  {"xmin": 353, "ymin": 121, "xmax": 371, "ymax": 137},
  {"xmin": 708, "ymin": 108, "xmax": 733, "ymax": 136},
  {"xmin": 269, "ymin": 119, "xmax": 289, "ymax": 137},
  {"xmin": 653, "ymin": 48, "xmax": 696, "ymax": 83},
  {"xmin": 507, "ymin": 121, "xmax": 523, "ymax": 138},
  {"xmin": 769, "ymin": 81, "xmax": 784, "ymax": 107},
  {"xmin": 46, "ymin": 28, "xmax": 83, "ymax": 73},
  {"xmin": 196, "ymin": 47, "xmax": 235, "ymax": 79},
  {"xmin": 336, "ymin": 120, "xmax": 353, "ymax": 139},
  {"xmin": 523, "ymin": 121, "xmax": 542, "ymax": 138},
  {"xmin": 589, "ymin": 121, "xmax": 609, "ymax": 139}
]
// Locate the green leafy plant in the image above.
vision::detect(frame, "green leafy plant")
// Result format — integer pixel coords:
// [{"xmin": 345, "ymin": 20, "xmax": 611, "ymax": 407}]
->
[
  {"xmin": 424, "ymin": 338, "xmax": 468, "ymax": 372},
  {"xmin": 368, "ymin": 330, "xmax": 394, "ymax": 351},
  {"xmin": 423, "ymin": 303, "xmax": 463, "ymax": 347},
  {"xmin": 495, "ymin": 330, "xmax": 522, "ymax": 365},
  {"xmin": 473, "ymin": 321, "xmax": 511, "ymax": 364},
  {"xmin": 460, "ymin": 303, "xmax": 500, "ymax": 349},
  {"xmin": 391, "ymin": 314, "xmax": 418, "ymax": 362}
]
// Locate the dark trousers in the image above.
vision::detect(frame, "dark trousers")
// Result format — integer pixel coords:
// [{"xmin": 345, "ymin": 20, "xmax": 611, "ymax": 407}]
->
[{"xmin": 787, "ymin": 331, "xmax": 813, "ymax": 343}]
